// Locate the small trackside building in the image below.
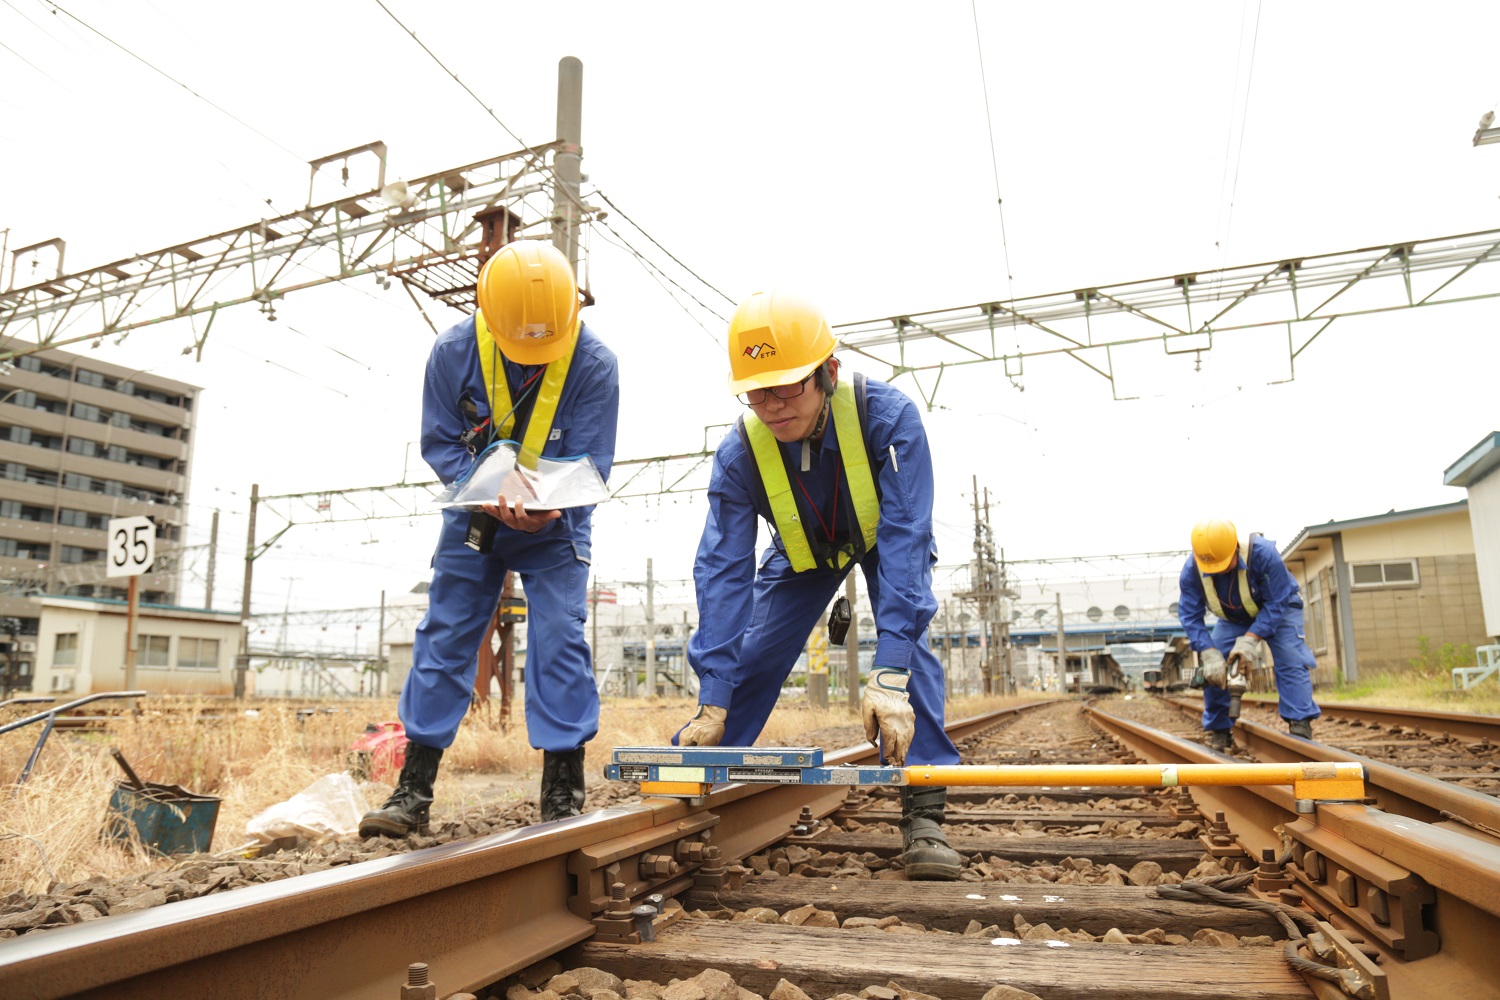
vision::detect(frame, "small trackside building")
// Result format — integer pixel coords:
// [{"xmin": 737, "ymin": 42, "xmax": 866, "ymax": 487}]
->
[
  {"xmin": 1280, "ymin": 502, "xmax": 1486, "ymax": 681},
  {"xmin": 31, "ymin": 595, "xmax": 244, "ymax": 696}
]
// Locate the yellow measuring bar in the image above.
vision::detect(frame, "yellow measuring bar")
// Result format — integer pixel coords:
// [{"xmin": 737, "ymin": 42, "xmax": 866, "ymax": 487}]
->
[{"xmin": 907, "ymin": 762, "xmax": 1366, "ymax": 801}]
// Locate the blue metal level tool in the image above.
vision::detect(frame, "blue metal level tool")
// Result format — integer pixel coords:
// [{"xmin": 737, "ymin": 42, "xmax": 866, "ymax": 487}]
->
[{"xmin": 605, "ymin": 746, "xmax": 902, "ymax": 795}]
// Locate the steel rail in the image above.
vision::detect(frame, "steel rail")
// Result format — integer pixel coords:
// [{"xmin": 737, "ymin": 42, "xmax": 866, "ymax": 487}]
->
[
  {"xmin": 1159, "ymin": 696, "xmax": 1500, "ymax": 832},
  {"xmin": 1085, "ymin": 702, "xmax": 1500, "ymax": 998},
  {"xmin": 1231, "ymin": 696, "xmax": 1500, "ymax": 744},
  {"xmin": 0, "ymin": 701, "xmax": 1042, "ymax": 1000}
]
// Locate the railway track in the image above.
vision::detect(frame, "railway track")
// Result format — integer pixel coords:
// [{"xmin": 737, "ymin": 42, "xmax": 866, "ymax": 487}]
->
[{"xmin": 2, "ymin": 699, "xmax": 1498, "ymax": 1000}]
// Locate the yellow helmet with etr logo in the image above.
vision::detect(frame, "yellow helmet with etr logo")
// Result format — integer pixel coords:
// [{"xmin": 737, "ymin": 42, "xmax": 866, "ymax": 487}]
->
[
  {"xmin": 726, "ymin": 289, "xmax": 835, "ymax": 396},
  {"xmin": 476, "ymin": 241, "xmax": 580, "ymax": 366}
]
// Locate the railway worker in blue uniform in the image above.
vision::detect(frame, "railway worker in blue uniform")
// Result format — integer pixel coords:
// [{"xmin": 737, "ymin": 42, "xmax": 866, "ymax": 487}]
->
[
  {"xmin": 361, "ymin": 241, "xmax": 619, "ymax": 837},
  {"xmin": 674, "ymin": 289, "xmax": 964, "ymax": 881},
  {"xmin": 1177, "ymin": 518, "xmax": 1321, "ymax": 751}
]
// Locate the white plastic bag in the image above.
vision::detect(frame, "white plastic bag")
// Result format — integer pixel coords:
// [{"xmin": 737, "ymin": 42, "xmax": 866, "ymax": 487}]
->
[
  {"xmin": 433, "ymin": 440, "xmax": 610, "ymax": 511},
  {"xmin": 245, "ymin": 773, "xmax": 372, "ymax": 843}
]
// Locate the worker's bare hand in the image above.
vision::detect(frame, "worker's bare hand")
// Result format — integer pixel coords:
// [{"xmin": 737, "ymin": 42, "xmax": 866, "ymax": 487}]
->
[{"xmin": 481, "ymin": 496, "xmax": 561, "ymax": 534}]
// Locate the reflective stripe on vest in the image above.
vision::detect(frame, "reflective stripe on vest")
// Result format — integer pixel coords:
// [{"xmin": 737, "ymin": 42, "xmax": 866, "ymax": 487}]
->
[
  {"xmin": 474, "ymin": 312, "xmax": 576, "ymax": 470},
  {"xmin": 1199, "ymin": 543, "xmax": 1259, "ymax": 620},
  {"xmin": 742, "ymin": 378, "xmax": 879, "ymax": 573}
]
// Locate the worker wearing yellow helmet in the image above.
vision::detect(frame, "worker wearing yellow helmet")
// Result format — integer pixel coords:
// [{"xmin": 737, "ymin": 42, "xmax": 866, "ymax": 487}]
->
[
  {"xmin": 1178, "ymin": 518, "xmax": 1321, "ymax": 751},
  {"xmin": 675, "ymin": 288, "xmax": 964, "ymax": 880},
  {"xmin": 361, "ymin": 241, "xmax": 619, "ymax": 837}
]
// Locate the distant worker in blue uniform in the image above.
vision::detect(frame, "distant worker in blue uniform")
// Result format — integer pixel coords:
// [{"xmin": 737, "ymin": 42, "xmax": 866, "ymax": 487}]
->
[
  {"xmin": 675, "ymin": 289, "xmax": 963, "ymax": 880},
  {"xmin": 1177, "ymin": 518, "xmax": 1321, "ymax": 750},
  {"xmin": 361, "ymin": 241, "xmax": 619, "ymax": 837}
]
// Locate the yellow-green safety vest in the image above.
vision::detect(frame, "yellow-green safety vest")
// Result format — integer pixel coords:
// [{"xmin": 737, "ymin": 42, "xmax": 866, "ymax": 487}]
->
[
  {"xmin": 1199, "ymin": 541, "xmax": 1259, "ymax": 620},
  {"xmin": 474, "ymin": 312, "xmax": 577, "ymax": 470},
  {"xmin": 740, "ymin": 376, "xmax": 879, "ymax": 573}
]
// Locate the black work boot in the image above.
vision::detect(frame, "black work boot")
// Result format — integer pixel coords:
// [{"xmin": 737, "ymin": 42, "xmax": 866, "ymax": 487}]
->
[
  {"xmin": 541, "ymin": 748, "xmax": 587, "ymax": 822},
  {"xmin": 359, "ymin": 741, "xmax": 443, "ymax": 838},
  {"xmin": 1206, "ymin": 729, "xmax": 1233, "ymax": 751},
  {"xmin": 899, "ymin": 786, "xmax": 963, "ymax": 881},
  {"xmin": 1287, "ymin": 719, "xmax": 1313, "ymax": 739}
]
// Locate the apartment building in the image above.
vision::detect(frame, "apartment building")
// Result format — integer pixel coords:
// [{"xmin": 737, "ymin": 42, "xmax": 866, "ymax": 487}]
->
[{"xmin": 0, "ymin": 338, "xmax": 198, "ymax": 690}]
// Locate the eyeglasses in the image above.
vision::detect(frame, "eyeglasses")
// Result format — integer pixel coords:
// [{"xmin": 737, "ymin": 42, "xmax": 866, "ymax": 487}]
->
[{"xmin": 737, "ymin": 373, "xmax": 813, "ymax": 406}]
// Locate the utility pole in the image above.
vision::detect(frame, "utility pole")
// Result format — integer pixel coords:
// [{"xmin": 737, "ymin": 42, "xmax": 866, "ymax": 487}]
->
[
  {"xmin": 590, "ymin": 577, "xmax": 600, "ymax": 692},
  {"xmin": 376, "ymin": 589, "xmax": 387, "ymax": 697},
  {"xmin": 235, "ymin": 483, "xmax": 259, "ymax": 699},
  {"xmin": 958, "ymin": 476, "xmax": 1002, "ymax": 694},
  {"xmin": 205, "ymin": 509, "xmax": 219, "ymax": 609},
  {"xmin": 644, "ymin": 557, "xmax": 656, "ymax": 697},
  {"xmin": 552, "ymin": 56, "xmax": 584, "ymax": 271},
  {"xmin": 845, "ymin": 572, "xmax": 860, "ymax": 709},
  {"xmin": 1056, "ymin": 592, "xmax": 1067, "ymax": 693},
  {"xmin": 941, "ymin": 600, "xmax": 954, "ymax": 696}
]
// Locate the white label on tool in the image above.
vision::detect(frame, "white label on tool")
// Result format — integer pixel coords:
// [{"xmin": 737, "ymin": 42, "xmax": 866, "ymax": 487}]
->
[
  {"xmin": 1159, "ymin": 765, "xmax": 1179, "ymax": 787},
  {"xmin": 827, "ymin": 769, "xmax": 860, "ymax": 784},
  {"xmin": 726, "ymin": 767, "xmax": 801, "ymax": 783},
  {"xmin": 618, "ymin": 752, "xmax": 683, "ymax": 764},
  {"xmin": 658, "ymin": 767, "xmax": 707, "ymax": 782}
]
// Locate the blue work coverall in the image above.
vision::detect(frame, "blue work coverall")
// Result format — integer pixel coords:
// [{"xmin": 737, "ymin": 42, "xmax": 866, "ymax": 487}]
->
[
  {"xmin": 402, "ymin": 317, "xmax": 619, "ymax": 752},
  {"xmin": 1177, "ymin": 535, "xmax": 1321, "ymax": 732},
  {"xmin": 685, "ymin": 377, "xmax": 960, "ymax": 766}
]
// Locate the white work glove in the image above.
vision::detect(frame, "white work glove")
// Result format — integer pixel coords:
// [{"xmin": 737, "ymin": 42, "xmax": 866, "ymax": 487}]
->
[
  {"xmin": 861, "ymin": 667, "xmax": 916, "ymax": 766},
  {"xmin": 1229, "ymin": 634, "xmax": 1261, "ymax": 669},
  {"xmin": 677, "ymin": 705, "xmax": 726, "ymax": 747},
  {"xmin": 1199, "ymin": 647, "xmax": 1228, "ymax": 689}
]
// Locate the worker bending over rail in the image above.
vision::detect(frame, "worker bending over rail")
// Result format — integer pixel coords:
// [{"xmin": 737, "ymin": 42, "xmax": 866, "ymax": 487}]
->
[
  {"xmin": 675, "ymin": 289, "xmax": 963, "ymax": 881},
  {"xmin": 361, "ymin": 242, "xmax": 619, "ymax": 837},
  {"xmin": 1178, "ymin": 518, "xmax": 1321, "ymax": 750}
]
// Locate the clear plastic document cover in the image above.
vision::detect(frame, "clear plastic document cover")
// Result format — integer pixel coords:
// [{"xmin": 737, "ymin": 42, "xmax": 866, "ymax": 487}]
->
[{"xmin": 432, "ymin": 441, "xmax": 611, "ymax": 510}]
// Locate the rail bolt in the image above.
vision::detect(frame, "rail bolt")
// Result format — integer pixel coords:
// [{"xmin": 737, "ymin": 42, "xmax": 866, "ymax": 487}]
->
[
  {"xmin": 400, "ymin": 962, "xmax": 437, "ymax": 1000},
  {"xmin": 640, "ymin": 853, "xmax": 678, "ymax": 878},
  {"xmin": 676, "ymin": 839, "xmax": 707, "ymax": 863},
  {"xmin": 792, "ymin": 806, "xmax": 817, "ymax": 836}
]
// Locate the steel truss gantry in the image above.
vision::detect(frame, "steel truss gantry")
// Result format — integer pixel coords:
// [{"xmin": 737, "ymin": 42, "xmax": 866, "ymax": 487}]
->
[
  {"xmin": 835, "ymin": 228, "xmax": 1500, "ymax": 404},
  {"xmin": 0, "ymin": 139, "xmax": 586, "ymax": 359}
]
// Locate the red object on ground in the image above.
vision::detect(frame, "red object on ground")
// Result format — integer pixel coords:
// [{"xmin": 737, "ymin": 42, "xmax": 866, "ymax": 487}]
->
[{"xmin": 348, "ymin": 722, "xmax": 407, "ymax": 783}]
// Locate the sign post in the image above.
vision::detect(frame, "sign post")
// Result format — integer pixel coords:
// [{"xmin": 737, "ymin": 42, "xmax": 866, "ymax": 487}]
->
[{"xmin": 107, "ymin": 516, "xmax": 156, "ymax": 690}]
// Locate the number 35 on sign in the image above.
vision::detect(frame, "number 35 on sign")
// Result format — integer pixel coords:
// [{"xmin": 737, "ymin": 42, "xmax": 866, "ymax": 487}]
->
[{"xmin": 107, "ymin": 516, "xmax": 156, "ymax": 578}]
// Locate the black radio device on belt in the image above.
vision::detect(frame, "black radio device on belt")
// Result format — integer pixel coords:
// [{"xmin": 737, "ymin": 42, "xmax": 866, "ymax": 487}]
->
[
  {"xmin": 827, "ymin": 596, "xmax": 852, "ymax": 646},
  {"xmin": 465, "ymin": 511, "xmax": 499, "ymax": 553}
]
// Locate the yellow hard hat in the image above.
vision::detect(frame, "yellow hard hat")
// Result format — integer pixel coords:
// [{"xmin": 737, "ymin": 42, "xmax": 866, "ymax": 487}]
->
[
  {"xmin": 1191, "ymin": 518, "xmax": 1240, "ymax": 574},
  {"xmin": 726, "ymin": 289, "xmax": 835, "ymax": 396},
  {"xmin": 476, "ymin": 241, "xmax": 580, "ymax": 366}
]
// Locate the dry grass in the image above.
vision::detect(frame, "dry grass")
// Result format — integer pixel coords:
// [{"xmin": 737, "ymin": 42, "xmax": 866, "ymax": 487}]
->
[
  {"xmin": 0, "ymin": 690, "xmax": 1040, "ymax": 896},
  {"xmin": 1321, "ymin": 672, "xmax": 1500, "ymax": 716}
]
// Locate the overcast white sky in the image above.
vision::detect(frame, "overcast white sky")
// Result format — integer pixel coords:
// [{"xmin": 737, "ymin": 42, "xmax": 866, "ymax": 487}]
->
[{"xmin": 2, "ymin": 1, "xmax": 1497, "ymax": 646}]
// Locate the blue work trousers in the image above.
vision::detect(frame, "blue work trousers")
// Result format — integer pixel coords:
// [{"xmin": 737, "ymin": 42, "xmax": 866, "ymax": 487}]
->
[
  {"xmin": 400, "ymin": 508, "xmax": 599, "ymax": 752},
  {"xmin": 1202, "ymin": 607, "xmax": 1321, "ymax": 732},
  {"xmin": 685, "ymin": 546, "xmax": 959, "ymax": 766}
]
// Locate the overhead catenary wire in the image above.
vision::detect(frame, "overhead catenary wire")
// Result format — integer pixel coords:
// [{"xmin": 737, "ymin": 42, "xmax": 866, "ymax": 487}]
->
[
  {"xmin": 1211, "ymin": 0, "xmax": 1264, "ymax": 299},
  {"xmin": 42, "ymin": 2, "xmax": 304, "ymax": 163},
  {"xmin": 592, "ymin": 191, "xmax": 737, "ymax": 307},
  {"xmin": 969, "ymin": 2, "xmax": 1017, "ymax": 316}
]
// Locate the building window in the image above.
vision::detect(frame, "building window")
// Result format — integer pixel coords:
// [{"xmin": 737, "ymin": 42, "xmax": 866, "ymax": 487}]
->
[
  {"xmin": 59, "ymin": 545, "xmax": 101, "ymax": 564},
  {"xmin": 178, "ymin": 637, "xmax": 219, "ymax": 670},
  {"xmin": 0, "ymin": 538, "xmax": 47, "ymax": 560},
  {"xmin": 139, "ymin": 634, "xmax": 171, "ymax": 668},
  {"xmin": 54, "ymin": 632, "xmax": 79, "ymax": 668},
  {"xmin": 71, "ymin": 402, "xmax": 102, "ymax": 422},
  {"xmin": 1350, "ymin": 559, "xmax": 1419, "ymax": 588},
  {"xmin": 66, "ymin": 437, "xmax": 99, "ymax": 457},
  {"xmin": 75, "ymin": 369, "xmax": 106, "ymax": 388},
  {"xmin": 6, "ymin": 390, "xmax": 37, "ymax": 409}
]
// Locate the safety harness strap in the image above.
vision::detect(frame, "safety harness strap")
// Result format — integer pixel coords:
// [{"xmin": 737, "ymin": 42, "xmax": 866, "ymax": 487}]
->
[
  {"xmin": 740, "ymin": 374, "xmax": 880, "ymax": 573},
  {"xmin": 1200, "ymin": 542, "xmax": 1260, "ymax": 621},
  {"xmin": 474, "ymin": 312, "xmax": 577, "ymax": 469}
]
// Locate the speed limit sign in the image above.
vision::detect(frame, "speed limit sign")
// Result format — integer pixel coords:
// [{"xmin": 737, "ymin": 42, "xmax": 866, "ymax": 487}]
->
[{"xmin": 106, "ymin": 516, "xmax": 156, "ymax": 578}]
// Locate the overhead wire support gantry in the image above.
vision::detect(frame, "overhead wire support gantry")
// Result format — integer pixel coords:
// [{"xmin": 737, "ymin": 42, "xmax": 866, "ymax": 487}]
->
[
  {"xmin": 833, "ymin": 227, "xmax": 1500, "ymax": 405},
  {"xmin": 0, "ymin": 139, "xmax": 587, "ymax": 360}
]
